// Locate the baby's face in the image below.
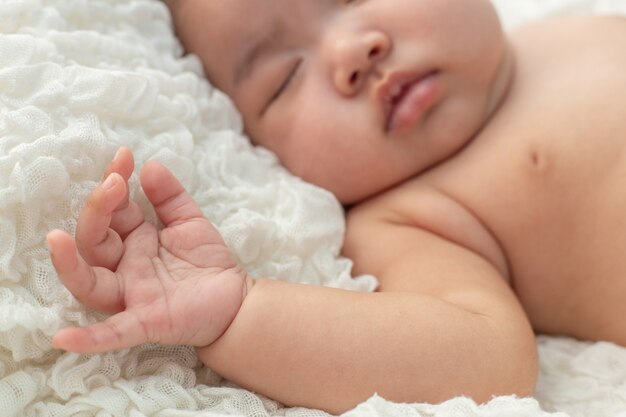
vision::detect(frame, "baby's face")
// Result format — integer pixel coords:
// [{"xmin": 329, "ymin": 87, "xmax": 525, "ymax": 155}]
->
[{"xmin": 170, "ymin": 0, "xmax": 507, "ymax": 204}]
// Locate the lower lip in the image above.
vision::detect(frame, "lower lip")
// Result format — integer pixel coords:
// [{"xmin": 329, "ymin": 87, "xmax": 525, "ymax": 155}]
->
[{"xmin": 388, "ymin": 72, "xmax": 440, "ymax": 133}]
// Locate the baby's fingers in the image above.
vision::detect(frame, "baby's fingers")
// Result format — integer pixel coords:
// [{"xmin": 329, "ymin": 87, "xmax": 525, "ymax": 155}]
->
[
  {"xmin": 102, "ymin": 147, "xmax": 134, "ymax": 184},
  {"xmin": 52, "ymin": 310, "xmax": 147, "ymax": 353},
  {"xmin": 140, "ymin": 161, "xmax": 205, "ymax": 227},
  {"xmin": 76, "ymin": 173, "xmax": 127, "ymax": 270},
  {"xmin": 102, "ymin": 147, "xmax": 144, "ymax": 240},
  {"xmin": 47, "ymin": 230, "xmax": 124, "ymax": 314}
]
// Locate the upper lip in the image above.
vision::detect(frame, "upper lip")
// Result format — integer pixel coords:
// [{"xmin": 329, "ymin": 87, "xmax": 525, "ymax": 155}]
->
[{"xmin": 377, "ymin": 70, "xmax": 437, "ymax": 131}]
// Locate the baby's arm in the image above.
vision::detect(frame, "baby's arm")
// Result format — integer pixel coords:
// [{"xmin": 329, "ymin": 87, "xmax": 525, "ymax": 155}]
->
[
  {"xmin": 196, "ymin": 203, "xmax": 538, "ymax": 414},
  {"xmin": 50, "ymin": 150, "xmax": 537, "ymax": 414}
]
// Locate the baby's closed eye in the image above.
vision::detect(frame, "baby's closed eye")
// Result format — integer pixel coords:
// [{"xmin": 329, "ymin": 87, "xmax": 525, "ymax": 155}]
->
[{"xmin": 265, "ymin": 58, "xmax": 303, "ymax": 110}]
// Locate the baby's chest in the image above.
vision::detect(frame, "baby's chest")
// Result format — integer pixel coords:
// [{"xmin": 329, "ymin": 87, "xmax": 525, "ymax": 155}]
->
[
  {"xmin": 431, "ymin": 89, "xmax": 626, "ymax": 335},
  {"xmin": 421, "ymin": 17, "xmax": 626, "ymax": 335},
  {"xmin": 462, "ymin": 27, "xmax": 626, "ymax": 236},
  {"xmin": 455, "ymin": 59, "xmax": 626, "ymax": 317},
  {"xmin": 471, "ymin": 73, "xmax": 626, "ymax": 267}
]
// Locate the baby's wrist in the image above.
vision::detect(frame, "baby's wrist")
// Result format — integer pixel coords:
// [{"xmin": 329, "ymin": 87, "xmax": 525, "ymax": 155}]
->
[{"xmin": 194, "ymin": 275, "xmax": 257, "ymax": 356}]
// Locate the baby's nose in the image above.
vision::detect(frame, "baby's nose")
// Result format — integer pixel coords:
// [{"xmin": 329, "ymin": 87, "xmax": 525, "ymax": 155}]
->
[{"xmin": 331, "ymin": 30, "xmax": 391, "ymax": 97}]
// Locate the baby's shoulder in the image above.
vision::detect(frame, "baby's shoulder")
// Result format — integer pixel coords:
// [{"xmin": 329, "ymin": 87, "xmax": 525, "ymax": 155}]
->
[
  {"xmin": 510, "ymin": 14, "xmax": 626, "ymax": 52},
  {"xmin": 509, "ymin": 13, "xmax": 626, "ymax": 119},
  {"xmin": 506, "ymin": 14, "xmax": 626, "ymax": 122},
  {"xmin": 345, "ymin": 180, "xmax": 509, "ymax": 278},
  {"xmin": 513, "ymin": 14, "xmax": 625, "ymax": 33}
]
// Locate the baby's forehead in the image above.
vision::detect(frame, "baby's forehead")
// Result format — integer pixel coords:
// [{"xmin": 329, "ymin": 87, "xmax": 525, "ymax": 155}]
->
[
  {"xmin": 171, "ymin": 1, "xmax": 266, "ymax": 41},
  {"xmin": 171, "ymin": 0, "xmax": 321, "ymax": 34},
  {"xmin": 167, "ymin": 1, "xmax": 266, "ymax": 84},
  {"xmin": 169, "ymin": 0, "xmax": 325, "ymax": 88},
  {"xmin": 171, "ymin": 4, "xmax": 289, "ymax": 53}
]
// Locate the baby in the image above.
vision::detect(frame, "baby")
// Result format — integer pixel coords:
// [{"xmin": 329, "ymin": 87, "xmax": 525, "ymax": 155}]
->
[{"xmin": 46, "ymin": 0, "xmax": 626, "ymax": 414}]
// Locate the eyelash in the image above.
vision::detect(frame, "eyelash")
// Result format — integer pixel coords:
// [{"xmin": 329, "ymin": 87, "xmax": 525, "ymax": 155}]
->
[{"xmin": 269, "ymin": 59, "xmax": 302, "ymax": 103}]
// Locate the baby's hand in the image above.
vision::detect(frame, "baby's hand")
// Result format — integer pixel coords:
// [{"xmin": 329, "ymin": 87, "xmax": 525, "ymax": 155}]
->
[{"xmin": 47, "ymin": 147, "xmax": 250, "ymax": 353}]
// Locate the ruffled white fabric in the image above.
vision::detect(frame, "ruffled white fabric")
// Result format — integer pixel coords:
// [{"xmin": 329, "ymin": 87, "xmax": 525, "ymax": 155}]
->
[{"xmin": 0, "ymin": 0, "xmax": 624, "ymax": 416}]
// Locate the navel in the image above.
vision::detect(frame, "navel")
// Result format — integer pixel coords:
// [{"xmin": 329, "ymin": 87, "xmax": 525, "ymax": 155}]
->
[{"xmin": 527, "ymin": 146, "xmax": 549, "ymax": 173}]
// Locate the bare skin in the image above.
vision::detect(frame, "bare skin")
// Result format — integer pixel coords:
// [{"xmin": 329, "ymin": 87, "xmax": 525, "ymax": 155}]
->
[{"xmin": 47, "ymin": 0, "xmax": 626, "ymax": 414}]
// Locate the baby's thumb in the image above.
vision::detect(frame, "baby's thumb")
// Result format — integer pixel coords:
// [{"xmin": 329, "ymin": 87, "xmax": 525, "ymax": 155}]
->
[
  {"xmin": 52, "ymin": 310, "xmax": 148, "ymax": 353},
  {"xmin": 140, "ymin": 160, "xmax": 205, "ymax": 228}
]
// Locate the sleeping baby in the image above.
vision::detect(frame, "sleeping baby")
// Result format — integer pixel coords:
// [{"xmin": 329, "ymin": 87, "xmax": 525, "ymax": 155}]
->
[{"xmin": 45, "ymin": 0, "xmax": 626, "ymax": 414}]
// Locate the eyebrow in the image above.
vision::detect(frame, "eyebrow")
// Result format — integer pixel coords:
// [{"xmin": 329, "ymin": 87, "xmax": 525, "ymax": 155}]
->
[{"xmin": 234, "ymin": 20, "xmax": 285, "ymax": 86}]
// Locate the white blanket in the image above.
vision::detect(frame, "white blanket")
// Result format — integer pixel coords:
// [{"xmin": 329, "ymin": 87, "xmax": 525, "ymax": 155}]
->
[{"xmin": 0, "ymin": 1, "xmax": 625, "ymax": 416}]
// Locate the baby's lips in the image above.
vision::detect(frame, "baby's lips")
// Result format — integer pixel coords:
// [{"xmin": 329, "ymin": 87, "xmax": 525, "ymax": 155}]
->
[
  {"xmin": 377, "ymin": 70, "xmax": 439, "ymax": 132},
  {"xmin": 388, "ymin": 72, "xmax": 440, "ymax": 133}
]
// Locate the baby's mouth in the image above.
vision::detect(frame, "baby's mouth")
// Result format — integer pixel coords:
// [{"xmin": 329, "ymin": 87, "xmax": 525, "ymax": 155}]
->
[{"xmin": 380, "ymin": 70, "xmax": 440, "ymax": 133}]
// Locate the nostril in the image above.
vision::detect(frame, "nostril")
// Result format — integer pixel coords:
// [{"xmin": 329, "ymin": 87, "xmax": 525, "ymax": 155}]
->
[
  {"xmin": 349, "ymin": 71, "xmax": 360, "ymax": 86},
  {"xmin": 369, "ymin": 46, "xmax": 381, "ymax": 59}
]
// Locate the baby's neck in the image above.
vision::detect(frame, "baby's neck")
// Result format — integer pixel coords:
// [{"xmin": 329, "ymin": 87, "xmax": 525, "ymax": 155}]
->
[{"xmin": 483, "ymin": 41, "xmax": 516, "ymax": 124}]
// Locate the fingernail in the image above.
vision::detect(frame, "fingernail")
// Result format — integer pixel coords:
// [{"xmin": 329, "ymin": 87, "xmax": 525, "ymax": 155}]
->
[
  {"xmin": 101, "ymin": 174, "xmax": 117, "ymax": 190},
  {"xmin": 113, "ymin": 147, "xmax": 123, "ymax": 162}
]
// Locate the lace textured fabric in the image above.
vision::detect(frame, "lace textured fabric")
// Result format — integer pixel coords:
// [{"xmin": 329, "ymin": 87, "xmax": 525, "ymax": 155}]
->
[{"xmin": 0, "ymin": 1, "xmax": 625, "ymax": 416}]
